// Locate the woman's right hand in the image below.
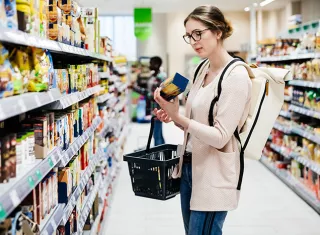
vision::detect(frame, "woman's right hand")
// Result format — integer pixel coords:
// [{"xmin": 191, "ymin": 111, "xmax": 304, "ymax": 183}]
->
[{"xmin": 153, "ymin": 108, "xmax": 173, "ymax": 123}]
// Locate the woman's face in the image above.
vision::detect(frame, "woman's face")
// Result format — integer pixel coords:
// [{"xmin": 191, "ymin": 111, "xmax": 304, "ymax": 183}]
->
[{"xmin": 185, "ymin": 18, "xmax": 221, "ymax": 58}]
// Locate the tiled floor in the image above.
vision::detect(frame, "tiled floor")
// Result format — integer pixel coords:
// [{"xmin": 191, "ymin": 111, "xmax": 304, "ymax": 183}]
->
[{"xmin": 102, "ymin": 122, "xmax": 320, "ymax": 235}]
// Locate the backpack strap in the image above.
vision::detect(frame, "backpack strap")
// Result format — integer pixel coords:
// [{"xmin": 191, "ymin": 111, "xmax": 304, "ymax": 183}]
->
[
  {"xmin": 207, "ymin": 58, "xmax": 245, "ymax": 190},
  {"xmin": 208, "ymin": 58, "xmax": 241, "ymax": 126},
  {"xmin": 193, "ymin": 59, "xmax": 209, "ymax": 84}
]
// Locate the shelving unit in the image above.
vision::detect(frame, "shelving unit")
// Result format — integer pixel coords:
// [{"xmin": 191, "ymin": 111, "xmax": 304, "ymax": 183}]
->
[
  {"xmin": 58, "ymin": 117, "xmax": 102, "ymax": 167},
  {"xmin": 261, "ymin": 156, "xmax": 320, "ymax": 214},
  {"xmin": 289, "ymin": 104, "xmax": 320, "ymax": 119},
  {"xmin": 40, "ymin": 203, "xmax": 65, "ymax": 235},
  {"xmin": 260, "ymin": 36, "xmax": 320, "ymax": 213},
  {"xmin": 273, "ymin": 122, "xmax": 292, "ymax": 135},
  {"xmin": 0, "ymin": 147, "xmax": 62, "ymax": 221},
  {"xmin": 0, "ymin": 26, "xmax": 112, "ymax": 62},
  {"xmin": 60, "ymin": 150, "xmax": 103, "ymax": 226},
  {"xmin": 47, "ymin": 86, "xmax": 102, "ymax": 110},
  {"xmin": 0, "ymin": 89, "xmax": 62, "ymax": 121},
  {"xmin": 279, "ymin": 110, "xmax": 291, "ymax": 119},
  {"xmin": 289, "ymin": 80, "xmax": 320, "ymax": 89},
  {"xmin": 0, "ymin": 9, "xmax": 130, "ymax": 233},
  {"xmin": 256, "ymin": 52, "xmax": 319, "ymax": 62}
]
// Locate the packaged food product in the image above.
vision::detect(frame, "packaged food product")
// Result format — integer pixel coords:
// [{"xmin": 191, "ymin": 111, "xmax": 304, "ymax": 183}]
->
[
  {"xmin": 16, "ymin": 0, "xmax": 31, "ymax": 33},
  {"xmin": 0, "ymin": 61, "xmax": 14, "ymax": 98},
  {"xmin": 9, "ymin": 134, "xmax": 16, "ymax": 178},
  {"xmin": 312, "ymin": 58, "xmax": 320, "ymax": 81},
  {"xmin": 30, "ymin": 0, "xmax": 41, "ymax": 37},
  {"xmin": 0, "ymin": 0, "xmax": 7, "ymax": 27},
  {"xmin": 39, "ymin": 0, "xmax": 47, "ymax": 38},
  {"xmin": 58, "ymin": 0, "xmax": 71, "ymax": 14},
  {"xmin": 61, "ymin": 68, "xmax": 69, "ymax": 93},
  {"xmin": 41, "ymin": 178, "xmax": 48, "ymax": 219},
  {"xmin": 48, "ymin": 22, "xmax": 58, "ymax": 40},
  {"xmin": 27, "ymin": 48, "xmax": 52, "ymax": 92},
  {"xmin": 47, "ymin": 5, "xmax": 61, "ymax": 24},
  {"xmin": 5, "ymin": 0, "xmax": 18, "ymax": 29},
  {"xmin": 46, "ymin": 50, "xmax": 57, "ymax": 89},
  {"xmin": 48, "ymin": 0, "xmax": 57, "ymax": 6}
]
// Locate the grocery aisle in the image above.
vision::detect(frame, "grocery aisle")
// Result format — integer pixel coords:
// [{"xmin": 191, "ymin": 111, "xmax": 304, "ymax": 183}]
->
[{"xmin": 103, "ymin": 122, "xmax": 320, "ymax": 235}]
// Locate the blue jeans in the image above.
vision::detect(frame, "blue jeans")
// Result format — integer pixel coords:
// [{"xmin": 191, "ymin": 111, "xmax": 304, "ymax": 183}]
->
[
  {"xmin": 180, "ymin": 163, "xmax": 228, "ymax": 235},
  {"xmin": 153, "ymin": 119, "xmax": 165, "ymax": 146}
]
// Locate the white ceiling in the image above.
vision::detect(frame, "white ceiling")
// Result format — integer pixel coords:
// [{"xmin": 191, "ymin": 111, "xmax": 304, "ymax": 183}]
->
[{"xmin": 78, "ymin": 0, "xmax": 291, "ymax": 15}]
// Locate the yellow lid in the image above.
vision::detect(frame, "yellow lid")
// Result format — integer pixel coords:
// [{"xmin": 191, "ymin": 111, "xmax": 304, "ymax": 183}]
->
[{"xmin": 17, "ymin": 0, "xmax": 31, "ymax": 14}]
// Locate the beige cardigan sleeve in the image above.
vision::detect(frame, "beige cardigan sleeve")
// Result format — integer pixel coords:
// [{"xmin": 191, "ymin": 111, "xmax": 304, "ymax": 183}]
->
[{"xmin": 187, "ymin": 69, "xmax": 251, "ymax": 149}]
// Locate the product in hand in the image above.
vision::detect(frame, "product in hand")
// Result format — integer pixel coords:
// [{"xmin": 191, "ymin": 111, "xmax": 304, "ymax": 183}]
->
[{"xmin": 160, "ymin": 73, "xmax": 189, "ymax": 101}]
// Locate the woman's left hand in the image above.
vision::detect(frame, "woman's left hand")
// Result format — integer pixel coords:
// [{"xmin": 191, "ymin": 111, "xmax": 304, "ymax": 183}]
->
[{"xmin": 154, "ymin": 88, "xmax": 180, "ymax": 121}]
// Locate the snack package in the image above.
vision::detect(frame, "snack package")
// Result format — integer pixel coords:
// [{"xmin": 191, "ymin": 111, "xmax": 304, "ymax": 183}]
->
[
  {"xmin": 46, "ymin": 50, "xmax": 57, "ymax": 89},
  {"xmin": 312, "ymin": 59, "xmax": 320, "ymax": 81},
  {"xmin": 28, "ymin": 48, "xmax": 49, "ymax": 92},
  {"xmin": 5, "ymin": 0, "xmax": 18, "ymax": 29},
  {"xmin": 0, "ymin": 45, "xmax": 15, "ymax": 98},
  {"xmin": 160, "ymin": 73, "xmax": 188, "ymax": 101},
  {"xmin": 58, "ymin": 0, "xmax": 71, "ymax": 14}
]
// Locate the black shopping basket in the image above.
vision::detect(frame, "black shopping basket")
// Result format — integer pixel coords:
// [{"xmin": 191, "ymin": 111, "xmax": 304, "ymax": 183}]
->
[{"xmin": 123, "ymin": 117, "xmax": 180, "ymax": 200}]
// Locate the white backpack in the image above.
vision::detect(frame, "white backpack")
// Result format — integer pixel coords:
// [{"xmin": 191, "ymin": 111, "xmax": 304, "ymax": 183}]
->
[{"xmin": 193, "ymin": 58, "xmax": 292, "ymax": 160}]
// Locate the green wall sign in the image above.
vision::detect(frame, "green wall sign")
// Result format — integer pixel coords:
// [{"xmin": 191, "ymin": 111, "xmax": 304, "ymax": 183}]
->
[{"xmin": 134, "ymin": 8, "xmax": 152, "ymax": 41}]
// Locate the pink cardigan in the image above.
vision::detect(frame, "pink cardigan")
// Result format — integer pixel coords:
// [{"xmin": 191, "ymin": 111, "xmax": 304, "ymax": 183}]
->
[{"xmin": 174, "ymin": 60, "xmax": 252, "ymax": 211}]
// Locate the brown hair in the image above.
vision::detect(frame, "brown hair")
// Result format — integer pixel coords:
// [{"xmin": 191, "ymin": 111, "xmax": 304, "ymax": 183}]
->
[{"xmin": 184, "ymin": 5, "xmax": 233, "ymax": 40}]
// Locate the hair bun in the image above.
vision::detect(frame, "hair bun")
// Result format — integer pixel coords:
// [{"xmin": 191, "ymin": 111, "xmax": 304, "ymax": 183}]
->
[{"xmin": 224, "ymin": 20, "xmax": 233, "ymax": 39}]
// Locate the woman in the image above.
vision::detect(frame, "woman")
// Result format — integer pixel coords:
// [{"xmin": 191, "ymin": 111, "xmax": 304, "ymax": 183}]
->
[{"xmin": 153, "ymin": 5, "xmax": 252, "ymax": 235}]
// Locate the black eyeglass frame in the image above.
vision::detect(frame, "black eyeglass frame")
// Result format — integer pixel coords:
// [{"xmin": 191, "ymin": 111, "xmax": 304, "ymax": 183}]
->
[{"xmin": 183, "ymin": 28, "xmax": 211, "ymax": 44}]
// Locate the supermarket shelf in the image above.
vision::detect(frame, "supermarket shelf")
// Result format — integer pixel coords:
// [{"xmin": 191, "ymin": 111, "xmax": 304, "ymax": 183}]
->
[
  {"xmin": 290, "ymin": 152, "xmax": 320, "ymax": 175},
  {"xmin": 0, "ymin": 26, "xmax": 112, "ymax": 62},
  {"xmin": 97, "ymin": 93, "xmax": 114, "ymax": 104},
  {"xmin": 77, "ymin": 175, "xmax": 103, "ymax": 234},
  {"xmin": 284, "ymin": 95, "xmax": 292, "ymax": 102},
  {"xmin": 60, "ymin": 150, "xmax": 103, "ymax": 225},
  {"xmin": 47, "ymin": 86, "xmax": 101, "ymax": 110},
  {"xmin": 289, "ymin": 104, "xmax": 320, "ymax": 120},
  {"xmin": 115, "ymin": 83, "xmax": 128, "ymax": 92},
  {"xmin": 0, "ymin": 147, "xmax": 63, "ymax": 222},
  {"xmin": 118, "ymin": 126, "xmax": 129, "ymax": 147},
  {"xmin": 270, "ymin": 143, "xmax": 291, "ymax": 159},
  {"xmin": 83, "ymin": 172, "xmax": 112, "ymax": 235},
  {"xmin": 114, "ymin": 98, "xmax": 127, "ymax": 112},
  {"xmin": 0, "ymin": 88, "xmax": 62, "ymax": 121},
  {"xmin": 99, "ymin": 72, "xmax": 111, "ymax": 79},
  {"xmin": 273, "ymin": 122, "xmax": 292, "ymax": 134},
  {"xmin": 279, "ymin": 110, "xmax": 292, "ymax": 119},
  {"xmin": 257, "ymin": 53, "xmax": 319, "ymax": 62},
  {"xmin": 59, "ymin": 116, "xmax": 102, "ymax": 167},
  {"xmin": 40, "ymin": 203, "xmax": 65, "ymax": 235},
  {"xmin": 291, "ymin": 126, "xmax": 320, "ymax": 145},
  {"xmin": 288, "ymin": 80, "xmax": 320, "ymax": 89},
  {"xmin": 260, "ymin": 156, "xmax": 320, "ymax": 214}
]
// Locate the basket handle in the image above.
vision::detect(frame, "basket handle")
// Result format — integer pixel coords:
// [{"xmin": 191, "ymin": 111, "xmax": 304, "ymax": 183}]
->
[{"xmin": 146, "ymin": 116, "xmax": 156, "ymax": 153}]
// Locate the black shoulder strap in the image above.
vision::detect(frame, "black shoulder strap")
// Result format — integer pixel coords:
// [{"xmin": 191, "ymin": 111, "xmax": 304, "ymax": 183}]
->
[
  {"xmin": 208, "ymin": 58, "xmax": 241, "ymax": 126},
  {"xmin": 207, "ymin": 57, "xmax": 244, "ymax": 191},
  {"xmin": 193, "ymin": 59, "xmax": 209, "ymax": 84}
]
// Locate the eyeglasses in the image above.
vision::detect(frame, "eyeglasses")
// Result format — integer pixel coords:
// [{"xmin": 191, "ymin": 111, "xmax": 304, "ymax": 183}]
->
[{"xmin": 183, "ymin": 28, "xmax": 211, "ymax": 44}]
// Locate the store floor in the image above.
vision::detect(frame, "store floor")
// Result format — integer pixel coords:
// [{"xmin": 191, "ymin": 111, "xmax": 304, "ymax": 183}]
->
[{"xmin": 102, "ymin": 122, "xmax": 320, "ymax": 235}]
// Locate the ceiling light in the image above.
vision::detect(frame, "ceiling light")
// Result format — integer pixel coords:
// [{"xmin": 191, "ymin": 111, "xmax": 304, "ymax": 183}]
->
[
  {"xmin": 244, "ymin": 7, "xmax": 250, "ymax": 11},
  {"xmin": 253, "ymin": 3, "xmax": 258, "ymax": 7},
  {"xmin": 260, "ymin": 0, "xmax": 275, "ymax": 7}
]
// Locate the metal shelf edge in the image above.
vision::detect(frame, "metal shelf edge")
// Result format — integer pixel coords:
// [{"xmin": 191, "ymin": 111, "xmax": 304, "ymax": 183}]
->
[{"xmin": 260, "ymin": 156, "xmax": 320, "ymax": 215}]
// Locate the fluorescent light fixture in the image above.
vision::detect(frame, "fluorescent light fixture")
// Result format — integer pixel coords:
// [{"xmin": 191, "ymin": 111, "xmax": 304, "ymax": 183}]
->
[
  {"xmin": 260, "ymin": 0, "xmax": 275, "ymax": 7},
  {"xmin": 253, "ymin": 2, "xmax": 258, "ymax": 7},
  {"xmin": 244, "ymin": 7, "xmax": 250, "ymax": 11}
]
